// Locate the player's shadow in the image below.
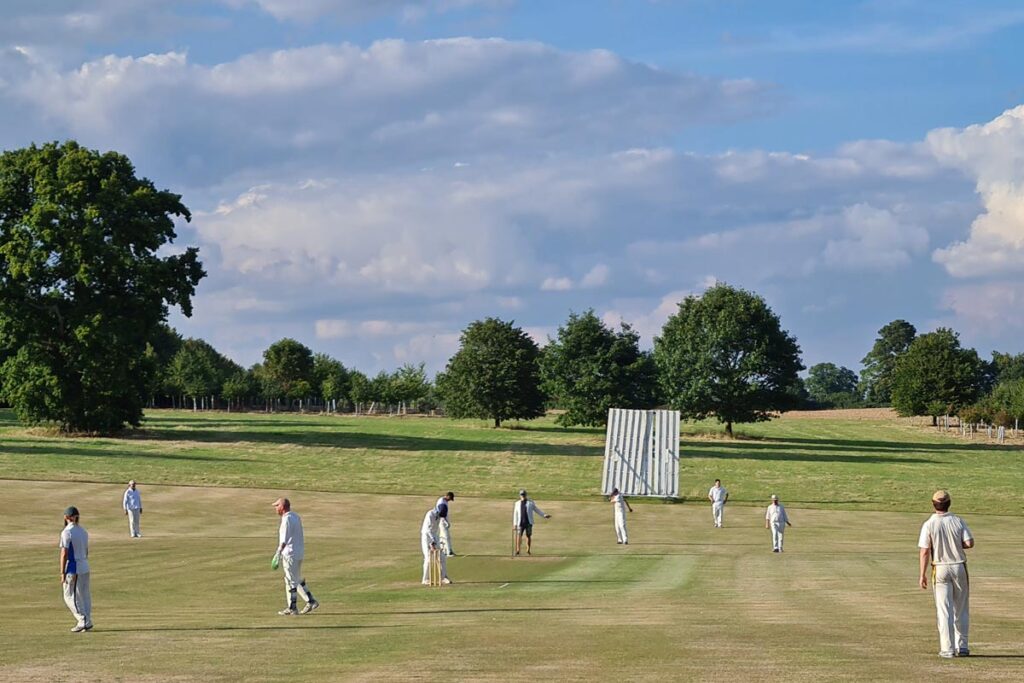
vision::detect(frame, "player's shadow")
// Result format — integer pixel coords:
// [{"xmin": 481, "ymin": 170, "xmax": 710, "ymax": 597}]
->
[{"xmin": 97, "ymin": 624, "xmax": 401, "ymax": 633}]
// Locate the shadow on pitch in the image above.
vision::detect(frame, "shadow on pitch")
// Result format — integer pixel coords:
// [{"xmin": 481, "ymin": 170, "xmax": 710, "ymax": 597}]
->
[
  {"xmin": 130, "ymin": 426, "xmax": 602, "ymax": 458},
  {"xmin": 97, "ymin": 624, "xmax": 401, "ymax": 633}
]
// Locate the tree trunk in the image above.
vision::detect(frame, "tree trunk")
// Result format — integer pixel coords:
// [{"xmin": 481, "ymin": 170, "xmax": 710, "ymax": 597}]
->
[
  {"xmin": 192, "ymin": 396, "xmax": 197, "ymax": 412},
  {"xmin": 494, "ymin": 416, "xmax": 501, "ymax": 428},
  {"xmin": 725, "ymin": 421, "xmax": 733, "ymax": 438},
  {"xmin": 931, "ymin": 415, "xmax": 937, "ymax": 427}
]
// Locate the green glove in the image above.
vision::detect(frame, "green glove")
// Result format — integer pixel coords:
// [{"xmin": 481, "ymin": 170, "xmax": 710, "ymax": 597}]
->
[{"xmin": 271, "ymin": 553, "xmax": 280, "ymax": 570}]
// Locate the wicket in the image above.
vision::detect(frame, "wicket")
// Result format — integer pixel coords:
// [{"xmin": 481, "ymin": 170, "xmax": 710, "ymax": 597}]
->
[{"xmin": 429, "ymin": 546, "xmax": 442, "ymax": 587}]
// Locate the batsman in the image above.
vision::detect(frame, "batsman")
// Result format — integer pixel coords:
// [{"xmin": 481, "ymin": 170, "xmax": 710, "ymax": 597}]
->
[{"xmin": 420, "ymin": 502, "xmax": 452, "ymax": 585}]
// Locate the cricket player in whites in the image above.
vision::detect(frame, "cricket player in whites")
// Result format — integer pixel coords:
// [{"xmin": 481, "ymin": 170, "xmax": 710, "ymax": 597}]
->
[
  {"xmin": 272, "ymin": 498, "xmax": 320, "ymax": 615},
  {"xmin": 918, "ymin": 490, "xmax": 974, "ymax": 658},
  {"xmin": 435, "ymin": 491, "xmax": 456, "ymax": 556},
  {"xmin": 708, "ymin": 479, "xmax": 728, "ymax": 528},
  {"xmin": 59, "ymin": 506, "xmax": 93, "ymax": 632},
  {"xmin": 123, "ymin": 479, "xmax": 142, "ymax": 537},
  {"xmin": 421, "ymin": 503, "xmax": 451, "ymax": 585},
  {"xmin": 765, "ymin": 494, "xmax": 792, "ymax": 552},
  {"xmin": 609, "ymin": 487, "xmax": 633, "ymax": 544}
]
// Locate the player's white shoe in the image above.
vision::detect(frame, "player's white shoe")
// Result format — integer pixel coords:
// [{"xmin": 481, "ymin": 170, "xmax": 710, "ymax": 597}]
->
[
  {"xmin": 441, "ymin": 577, "xmax": 452, "ymax": 585},
  {"xmin": 278, "ymin": 608, "xmax": 299, "ymax": 615},
  {"xmin": 300, "ymin": 600, "xmax": 320, "ymax": 614},
  {"xmin": 71, "ymin": 623, "xmax": 88, "ymax": 632}
]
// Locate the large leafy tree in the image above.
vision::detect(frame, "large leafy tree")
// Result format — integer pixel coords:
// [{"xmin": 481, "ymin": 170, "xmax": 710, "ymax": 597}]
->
[
  {"xmin": 541, "ymin": 310, "xmax": 659, "ymax": 427},
  {"xmin": 805, "ymin": 362, "xmax": 861, "ymax": 408},
  {"xmin": 654, "ymin": 284, "xmax": 804, "ymax": 437},
  {"xmin": 859, "ymin": 319, "xmax": 916, "ymax": 405},
  {"xmin": 437, "ymin": 317, "xmax": 546, "ymax": 427},
  {"xmin": 261, "ymin": 338, "xmax": 314, "ymax": 402},
  {"xmin": 313, "ymin": 353, "xmax": 349, "ymax": 410},
  {"xmin": 168, "ymin": 338, "xmax": 238, "ymax": 410},
  {"xmin": 0, "ymin": 142, "xmax": 203, "ymax": 432},
  {"xmin": 890, "ymin": 328, "xmax": 985, "ymax": 422}
]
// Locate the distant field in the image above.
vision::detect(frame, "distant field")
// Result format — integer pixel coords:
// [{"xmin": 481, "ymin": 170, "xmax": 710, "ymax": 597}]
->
[
  {"xmin": 2, "ymin": 409, "xmax": 1023, "ymax": 681},
  {"xmin": 0, "ymin": 408, "xmax": 1021, "ymax": 514}
]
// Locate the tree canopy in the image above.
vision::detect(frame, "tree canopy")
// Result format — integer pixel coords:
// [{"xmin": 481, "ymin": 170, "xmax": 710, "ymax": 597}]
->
[
  {"xmin": 890, "ymin": 328, "xmax": 985, "ymax": 421},
  {"xmin": 541, "ymin": 310, "xmax": 659, "ymax": 427},
  {"xmin": 261, "ymin": 338, "xmax": 315, "ymax": 401},
  {"xmin": 437, "ymin": 317, "xmax": 546, "ymax": 427},
  {"xmin": 805, "ymin": 362, "xmax": 860, "ymax": 408},
  {"xmin": 653, "ymin": 284, "xmax": 803, "ymax": 436},
  {"xmin": 859, "ymin": 319, "xmax": 916, "ymax": 405},
  {"xmin": 0, "ymin": 141, "xmax": 204, "ymax": 431}
]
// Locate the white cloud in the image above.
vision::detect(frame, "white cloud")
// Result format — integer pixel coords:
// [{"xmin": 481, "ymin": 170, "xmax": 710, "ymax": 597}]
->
[
  {"xmin": 940, "ymin": 282, "xmax": 1024, "ymax": 333},
  {"xmin": 580, "ymin": 263, "xmax": 610, "ymax": 288},
  {"xmin": 929, "ymin": 106, "xmax": 1024, "ymax": 277},
  {"xmin": 393, "ymin": 332, "xmax": 461, "ymax": 366},
  {"xmin": 316, "ymin": 319, "xmax": 443, "ymax": 339},
  {"xmin": 223, "ymin": 0, "xmax": 510, "ymax": 23},
  {"xmin": 4, "ymin": 39, "xmax": 772, "ymax": 185},
  {"xmin": 822, "ymin": 203, "xmax": 929, "ymax": 270},
  {"xmin": 540, "ymin": 276, "xmax": 573, "ymax": 291}
]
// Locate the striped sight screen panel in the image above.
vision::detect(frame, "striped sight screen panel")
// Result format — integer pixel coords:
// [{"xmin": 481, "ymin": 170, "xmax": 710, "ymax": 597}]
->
[{"xmin": 601, "ymin": 408, "xmax": 680, "ymax": 498}]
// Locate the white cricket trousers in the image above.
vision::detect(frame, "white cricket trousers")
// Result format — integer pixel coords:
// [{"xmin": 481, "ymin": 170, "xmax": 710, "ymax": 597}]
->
[
  {"xmin": 421, "ymin": 532, "xmax": 448, "ymax": 582},
  {"xmin": 127, "ymin": 509, "xmax": 141, "ymax": 537},
  {"xmin": 614, "ymin": 509, "xmax": 628, "ymax": 543},
  {"xmin": 439, "ymin": 521, "xmax": 454, "ymax": 555},
  {"xmin": 63, "ymin": 573, "xmax": 91, "ymax": 626},
  {"xmin": 770, "ymin": 525, "xmax": 785, "ymax": 551},
  {"xmin": 712, "ymin": 502, "xmax": 725, "ymax": 527},
  {"xmin": 282, "ymin": 556, "xmax": 313, "ymax": 604},
  {"xmin": 933, "ymin": 563, "xmax": 969, "ymax": 656}
]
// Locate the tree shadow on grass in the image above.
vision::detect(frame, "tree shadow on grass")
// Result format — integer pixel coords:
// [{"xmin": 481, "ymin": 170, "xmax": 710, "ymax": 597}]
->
[
  {"xmin": 0, "ymin": 443, "xmax": 242, "ymax": 463},
  {"xmin": 725, "ymin": 435, "xmax": 1019, "ymax": 454},
  {"xmin": 689, "ymin": 444, "xmax": 934, "ymax": 465},
  {"xmin": 130, "ymin": 428, "xmax": 604, "ymax": 458}
]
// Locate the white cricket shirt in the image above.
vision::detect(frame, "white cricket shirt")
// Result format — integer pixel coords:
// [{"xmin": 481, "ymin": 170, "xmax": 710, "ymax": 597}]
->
[
  {"xmin": 278, "ymin": 511, "xmax": 305, "ymax": 559},
  {"xmin": 60, "ymin": 523, "xmax": 90, "ymax": 575},
  {"xmin": 918, "ymin": 513, "xmax": 973, "ymax": 565}
]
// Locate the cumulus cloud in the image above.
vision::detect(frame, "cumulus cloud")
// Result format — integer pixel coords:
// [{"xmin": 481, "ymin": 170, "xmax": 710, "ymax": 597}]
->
[
  {"xmin": 929, "ymin": 106, "xmax": 1024, "ymax": 277},
  {"xmin": 822, "ymin": 203, "xmax": 929, "ymax": 270},
  {"xmin": 940, "ymin": 281, "xmax": 1024, "ymax": 333},
  {"xmin": 580, "ymin": 263, "xmax": 610, "ymax": 288},
  {"xmin": 2, "ymin": 39, "xmax": 773, "ymax": 186},
  {"xmin": 225, "ymin": 0, "xmax": 511, "ymax": 23},
  {"xmin": 540, "ymin": 276, "xmax": 573, "ymax": 291}
]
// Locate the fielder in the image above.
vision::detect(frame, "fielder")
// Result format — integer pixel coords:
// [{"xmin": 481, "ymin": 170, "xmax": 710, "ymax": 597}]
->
[
  {"xmin": 59, "ymin": 506, "xmax": 92, "ymax": 632},
  {"xmin": 272, "ymin": 497, "xmax": 320, "ymax": 615},
  {"xmin": 512, "ymin": 489, "xmax": 551, "ymax": 556},
  {"xmin": 918, "ymin": 490, "xmax": 974, "ymax": 658},
  {"xmin": 708, "ymin": 479, "xmax": 728, "ymax": 528},
  {"xmin": 764, "ymin": 494, "xmax": 792, "ymax": 552},
  {"xmin": 421, "ymin": 503, "xmax": 451, "ymax": 585},
  {"xmin": 435, "ymin": 491, "xmax": 456, "ymax": 556},
  {"xmin": 609, "ymin": 487, "xmax": 633, "ymax": 544},
  {"xmin": 123, "ymin": 479, "xmax": 143, "ymax": 537}
]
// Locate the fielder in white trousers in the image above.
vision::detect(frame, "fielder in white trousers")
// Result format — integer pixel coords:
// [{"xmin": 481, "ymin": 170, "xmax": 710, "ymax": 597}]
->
[
  {"xmin": 610, "ymin": 488, "xmax": 633, "ymax": 544},
  {"xmin": 765, "ymin": 497, "xmax": 791, "ymax": 552},
  {"xmin": 63, "ymin": 574, "xmax": 92, "ymax": 628},
  {"xmin": 127, "ymin": 509, "xmax": 141, "ymax": 537},
  {"xmin": 421, "ymin": 506, "xmax": 449, "ymax": 583},
  {"xmin": 919, "ymin": 491, "xmax": 974, "ymax": 657}
]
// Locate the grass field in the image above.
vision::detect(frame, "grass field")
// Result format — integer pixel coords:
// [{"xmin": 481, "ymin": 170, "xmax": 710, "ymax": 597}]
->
[{"xmin": 2, "ymin": 409, "xmax": 1023, "ymax": 681}]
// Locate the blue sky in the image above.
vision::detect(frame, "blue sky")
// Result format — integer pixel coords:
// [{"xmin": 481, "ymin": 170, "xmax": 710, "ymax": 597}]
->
[{"xmin": 2, "ymin": 0, "xmax": 1023, "ymax": 375}]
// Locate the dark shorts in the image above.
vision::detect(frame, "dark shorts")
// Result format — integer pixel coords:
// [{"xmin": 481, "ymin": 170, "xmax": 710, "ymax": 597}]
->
[{"xmin": 517, "ymin": 524, "xmax": 533, "ymax": 538}]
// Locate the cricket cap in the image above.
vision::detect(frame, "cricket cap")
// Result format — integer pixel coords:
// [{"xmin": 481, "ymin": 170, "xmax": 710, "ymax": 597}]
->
[
  {"xmin": 770, "ymin": 494, "xmax": 778, "ymax": 500},
  {"xmin": 932, "ymin": 490, "xmax": 950, "ymax": 504},
  {"xmin": 447, "ymin": 491, "xmax": 455, "ymax": 500},
  {"xmin": 519, "ymin": 489, "xmax": 527, "ymax": 497},
  {"xmin": 128, "ymin": 479, "xmax": 136, "ymax": 485},
  {"xmin": 63, "ymin": 506, "xmax": 80, "ymax": 517}
]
